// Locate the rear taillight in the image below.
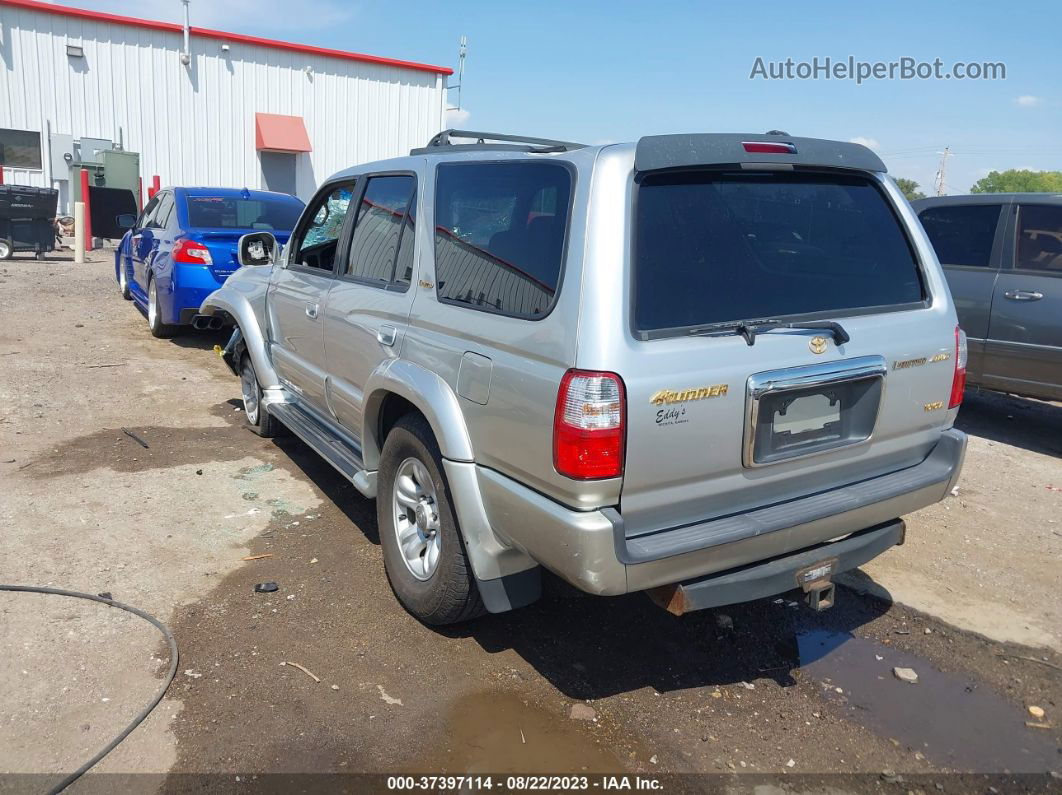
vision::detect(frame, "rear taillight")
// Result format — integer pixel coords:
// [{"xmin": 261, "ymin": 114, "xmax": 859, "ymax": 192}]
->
[
  {"xmin": 949, "ymin": 325, "xmax": 968, "ymax": 409},
  {"xmin": 553, "ymin": 370, "xmax": 626, "ymax": 480},
  {"xmin": 742, "ymin": 141, "xmax": 797, "ymax": 154},
  {"xmin": 173, "ymin": 239, "xmax": 213, "ymax": 265}
]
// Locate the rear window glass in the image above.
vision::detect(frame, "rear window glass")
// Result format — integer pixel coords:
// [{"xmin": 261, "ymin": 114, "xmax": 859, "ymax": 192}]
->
[
  {"xmin": 918, "ymin": 204, "xmax": 1001, "ymax": 268},
  {"xmin": 434, "ymin": 162, "xmax": 571, "ymax": 319},
  {"xmin": 186, "ymin": 196, "xmax": 303, "ymax": 231},
  {"xmin": 634, "ymin": 172, "xmax": 925, "ymax": 337}
]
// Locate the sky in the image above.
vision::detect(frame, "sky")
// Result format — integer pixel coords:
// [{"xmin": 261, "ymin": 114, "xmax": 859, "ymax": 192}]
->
[{"xmin": 54, "ymin": 0, "xmax": 1062, "ymax": 195}]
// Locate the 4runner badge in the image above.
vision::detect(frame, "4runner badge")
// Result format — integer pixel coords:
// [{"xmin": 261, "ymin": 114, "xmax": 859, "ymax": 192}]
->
[
  {"xmin": 809, "ymin": 336, "xmax": 828, "ymax": 354},
  {"xmin": 649, "ymin": 384, "xmax": 728, "ymax": 405}
]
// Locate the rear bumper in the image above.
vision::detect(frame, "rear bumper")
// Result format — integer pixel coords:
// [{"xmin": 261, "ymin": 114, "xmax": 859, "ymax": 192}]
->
[
  {"xmin": 477, "ymin": 428, "xmax": 966, "ymax": 598},
  {"xmin": 167, "ymin": 264, "xmax": 227, "ymax": 325},
  {"xmin": 647, "ymin": 519, "xmax": 905, "ymax": 614}
]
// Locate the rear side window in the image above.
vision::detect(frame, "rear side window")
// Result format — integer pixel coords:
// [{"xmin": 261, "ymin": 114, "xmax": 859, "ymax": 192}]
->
[
  {"xmin": 345, "ymin": 175, "xmax": 416, "ymax": 288},
  {"xmin": 634, "ymin": 171, "xmax": 925, "ymax": 337},
  {"xmin": 918, "ymin": 204, "xmax": 1001, "ymax": 268},
  {"xmin": 1015, "ymin": 204, "xmax": 1062, "ymax": 273},
  {"xmin": 434, "ymin": 162, "xmax": 571, "ymax": 319},
  {"xmin": 186, "ymin": 196, "xmax": 303, "ymax": 231},
  {"xmin": 137, "ymin": 195, "xmax": 160, "ymax": 229},
  {"xmin": 151, "ymin": 193, "xmax": 174, "ymax": 230}
]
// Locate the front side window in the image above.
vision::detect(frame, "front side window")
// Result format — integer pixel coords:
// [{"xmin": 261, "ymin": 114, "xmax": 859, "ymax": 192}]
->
[
  {"xmin": 634, "ymin": 171, "xmax": 925, "ymax": 337},
  {"xmin": 344, "ymin": 175, "xmax": 416, "ymax": 287},
  {"xmin": 1015, "ymin": 204, "xmax": 1062, "ymax": 273},
  {"xmin": 0, "ymin": 128, "xmax": 42, "ymax": 170},
  {"xmin": 291, "ymin": 182, "xmax": 356, "ymax": 272},
  {"xmin": 434, "ymin": 162, "xmax": 571, "ymax": 319},
  {"xmin": 918, "ymin": 204, "xmax": 1001, "ymax": 268}
]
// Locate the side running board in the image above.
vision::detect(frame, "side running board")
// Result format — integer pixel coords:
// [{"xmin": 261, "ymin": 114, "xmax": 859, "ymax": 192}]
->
[{"xmin": 267, "ymin": 402, "xmax": 377, "ymax": 498}]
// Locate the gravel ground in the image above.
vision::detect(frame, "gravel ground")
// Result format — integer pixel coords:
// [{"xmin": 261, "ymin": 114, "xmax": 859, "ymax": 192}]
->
[{"xmin": 0, "ymin": 251, "xmax": 1059, "ymax": 791}]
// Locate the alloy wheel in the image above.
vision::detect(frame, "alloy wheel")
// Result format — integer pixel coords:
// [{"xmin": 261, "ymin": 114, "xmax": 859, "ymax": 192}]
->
[{"xmin": 391, "ymin": 457, "xmax": 442, "ymax": 581}]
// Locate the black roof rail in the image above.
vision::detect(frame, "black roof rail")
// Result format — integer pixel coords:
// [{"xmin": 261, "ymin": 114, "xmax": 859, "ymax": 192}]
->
[{"xmin": 410, "ymin": 129, "xmax": 587, "ymax": 155}]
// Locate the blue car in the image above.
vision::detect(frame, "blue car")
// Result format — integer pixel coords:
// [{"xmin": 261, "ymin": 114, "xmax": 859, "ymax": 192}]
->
[{"xmin": 115, "ymin": 187, "xmax": 304, "ymax": 337}]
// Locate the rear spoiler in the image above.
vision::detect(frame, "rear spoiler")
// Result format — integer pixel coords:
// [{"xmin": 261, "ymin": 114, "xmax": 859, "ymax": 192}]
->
[{"xmin": 635, "ymin": 133, "xmax": 887, "ymax": 174}]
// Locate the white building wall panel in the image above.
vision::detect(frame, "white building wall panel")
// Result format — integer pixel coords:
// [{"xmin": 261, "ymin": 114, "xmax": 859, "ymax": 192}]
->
[{"xmin": 0, "ymin": 4, "xmax": 446, "ymax": 204}]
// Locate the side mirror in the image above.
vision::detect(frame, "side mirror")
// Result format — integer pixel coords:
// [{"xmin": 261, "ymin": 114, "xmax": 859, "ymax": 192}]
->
[
  {"xmin": 116, "ymin": 213, "xmax": 136, "ymax": 230},
  {"xmin": 238, "ymin": 231, "xmax": 277, "ymax": 267}
]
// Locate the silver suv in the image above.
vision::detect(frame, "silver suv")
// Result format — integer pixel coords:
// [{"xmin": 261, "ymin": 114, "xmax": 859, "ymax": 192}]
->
[{"xmin": 198, "ymin": 129, "xmax": 967, "ymax": 625}]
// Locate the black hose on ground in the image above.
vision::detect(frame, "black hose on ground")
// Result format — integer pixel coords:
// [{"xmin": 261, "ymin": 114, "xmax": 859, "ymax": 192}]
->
[{"xmin": 0, "ymin": 584, "xmax": 179, "ymax": 794}]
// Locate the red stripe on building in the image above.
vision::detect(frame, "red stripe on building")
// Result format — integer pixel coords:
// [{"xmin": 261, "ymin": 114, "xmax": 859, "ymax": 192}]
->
[{"xmin": 0, "ymin": 0, "xmax": 453, "ymax": 76}]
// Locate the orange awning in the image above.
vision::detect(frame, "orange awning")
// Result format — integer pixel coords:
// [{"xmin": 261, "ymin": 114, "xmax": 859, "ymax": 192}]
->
[{"xmin": 254, "ymin": 113, "xmax": 312, "ymax": 153}]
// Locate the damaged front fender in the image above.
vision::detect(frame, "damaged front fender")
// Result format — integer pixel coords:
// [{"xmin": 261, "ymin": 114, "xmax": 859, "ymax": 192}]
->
[{"xmin": 198, "ymin": 266, "xmax": 278, "ymax": 389}]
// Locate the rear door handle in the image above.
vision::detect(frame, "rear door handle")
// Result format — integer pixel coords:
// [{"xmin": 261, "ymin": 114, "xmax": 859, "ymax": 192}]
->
[
  {"xmin": 377, "ymin": 324, "xmax": 397, "ymax": 346},
  {"xmin": 1003, "ymin": 290, "xmax": 1044, "ymax": 301},
  {"xmin": 305, "ymin": 303, "xmax": 319, "ymax": 319}
]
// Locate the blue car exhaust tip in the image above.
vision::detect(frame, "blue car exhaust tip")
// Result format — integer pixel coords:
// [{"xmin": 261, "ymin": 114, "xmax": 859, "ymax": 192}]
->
[{"xmin": 191, "ymin": 314, "xmax": 225, "ymax": 331}]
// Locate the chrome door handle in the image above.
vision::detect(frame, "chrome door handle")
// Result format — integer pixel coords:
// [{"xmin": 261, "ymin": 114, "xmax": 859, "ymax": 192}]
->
[
  {"xmin": 1003, "ymin": 290, "xmax": 1044, "ymax": 301},
  {"xmin": 377, "ymin": 325, "xmax": 397, "ymax": 346},
  {"xmin": 305, "ymin": 303, "xmax": 319, "ymax": 319}
]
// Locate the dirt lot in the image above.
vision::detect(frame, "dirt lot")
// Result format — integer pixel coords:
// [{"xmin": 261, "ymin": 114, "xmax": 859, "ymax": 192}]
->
[{"xmin": 1, "ymin": 251, "xmax": 1060, "ymax": 791}]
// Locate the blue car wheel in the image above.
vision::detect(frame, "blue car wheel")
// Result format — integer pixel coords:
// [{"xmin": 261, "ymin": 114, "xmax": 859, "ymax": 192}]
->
[
  {"xmin": 147, "ymin": 276, "xmax": 177, "ymax": 339},
  {"xmin": 117, "ymin": 255, "xmax": 132, "ymax": 300}
]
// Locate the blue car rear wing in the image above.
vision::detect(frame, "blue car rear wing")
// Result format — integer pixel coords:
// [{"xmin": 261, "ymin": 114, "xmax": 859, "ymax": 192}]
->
[{"xmin": 634, "ymin": 133, "xmax": 888, "ymax": 174}]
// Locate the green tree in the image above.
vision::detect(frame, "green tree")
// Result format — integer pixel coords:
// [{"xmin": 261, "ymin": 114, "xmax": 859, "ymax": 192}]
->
[
  {"xmin": 894, "ymin": 177, "xmax": 926, "ymax": 201},
  {"xmin": 969, "ymin": 169, "xmax": 1062, "ymax": 194}
]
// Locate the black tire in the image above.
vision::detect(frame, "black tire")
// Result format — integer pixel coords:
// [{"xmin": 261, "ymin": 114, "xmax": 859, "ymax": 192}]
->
[
  {"xmin": 118, "ymin": 256, "xmax": 132, "ymax": 300},
  {"xmin": 378, "ymin": 413, "xmax": 485, "ymax": 625},
  {"xmin": 0, "ymin": 238, "xmax": 12, "ymax": 261},
  {"xmin": 146, "ymin": 276, "xmax": 177, "ymax": 338},
  {"xmin": 239, "ymin": 353, "xmax": 281, "ymax": 437}
]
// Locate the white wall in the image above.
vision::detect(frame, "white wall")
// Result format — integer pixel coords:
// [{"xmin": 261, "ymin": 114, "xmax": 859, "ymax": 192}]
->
[{"xmin": 0, "ymin": 4, "xmax": 446, "ymax": 203}]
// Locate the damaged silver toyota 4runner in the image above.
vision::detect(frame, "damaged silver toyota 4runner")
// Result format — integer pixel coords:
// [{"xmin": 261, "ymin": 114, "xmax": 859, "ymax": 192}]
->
[{"xmin": 196, "ymin": 130, "xmax": 967, "ymax": 624}]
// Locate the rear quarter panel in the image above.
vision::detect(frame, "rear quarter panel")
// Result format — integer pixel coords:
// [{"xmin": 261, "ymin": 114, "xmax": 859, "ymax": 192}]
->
[{"xmin": 402, "ymin": 150, "xmax": 608, "ymax": 509}]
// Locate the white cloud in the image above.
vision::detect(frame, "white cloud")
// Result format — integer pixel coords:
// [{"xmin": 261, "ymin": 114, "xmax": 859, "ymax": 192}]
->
[
  {"xmin": 849, "ymin": 136, "xmax": 881, "ymax": 150},
  {"xmin": 1014, "ymin": 95, "xmax": 1042, "ymax": 107},
  {"xmin": 445, "ymin": 108, "xmax": 471, "ymax": 126}
]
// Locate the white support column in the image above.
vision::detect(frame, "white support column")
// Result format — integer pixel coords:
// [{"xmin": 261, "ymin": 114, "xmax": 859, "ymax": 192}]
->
[{"xmin": 73, "ymin": 201, "xmax": 85, "ymax": 264}]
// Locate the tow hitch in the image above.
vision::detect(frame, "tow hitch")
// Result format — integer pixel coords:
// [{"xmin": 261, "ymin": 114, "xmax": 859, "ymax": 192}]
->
[
  {"xmin": 641, "ymin": 521, "xmax": 904, "ymax": 616},
  {"xmin": 797, "ymin": 559, "xmax": 837, "ymax": 612}
]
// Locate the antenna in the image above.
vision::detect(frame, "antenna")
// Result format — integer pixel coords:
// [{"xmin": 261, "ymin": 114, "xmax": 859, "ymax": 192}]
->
[
  {"xmin": 447, "ymin": 36, "xmax": 468, "ymax": 113},
  {"xmin": 934, "ymin": 146, "xmax": 951, "ymax": 196}
]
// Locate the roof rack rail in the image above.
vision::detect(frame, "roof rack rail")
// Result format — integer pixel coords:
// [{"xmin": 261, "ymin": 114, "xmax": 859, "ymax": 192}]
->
[{"xmin": 410, "ymin": 129, "xmax": 587, "ymax": 155}]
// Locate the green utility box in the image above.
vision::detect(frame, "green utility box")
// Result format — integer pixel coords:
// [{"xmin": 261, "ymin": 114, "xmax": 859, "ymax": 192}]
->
[{"xmin": 69, "ymin": 149, "xmax": 140, "ymax": 205}]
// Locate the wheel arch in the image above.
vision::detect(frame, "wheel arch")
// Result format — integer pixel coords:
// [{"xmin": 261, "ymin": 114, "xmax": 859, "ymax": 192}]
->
[
  {"xmin": 199, "ymin": 286, "xmax": 279, "ymax": 389},
  {"xmin": 361, "ymin": 359, "xmax": 474, "ymax": 471}
]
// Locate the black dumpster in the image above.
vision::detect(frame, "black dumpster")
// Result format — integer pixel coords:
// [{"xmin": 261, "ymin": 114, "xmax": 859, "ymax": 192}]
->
[{"xmin": 0, "ymin": 184, "xmax": 59, "ymax": 260}]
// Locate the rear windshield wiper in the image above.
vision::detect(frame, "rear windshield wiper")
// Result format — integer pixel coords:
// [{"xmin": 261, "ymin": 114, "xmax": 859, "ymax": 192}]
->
[{"xmin": 689, "ymin": 319, "xmax": 851, "ymax": 347}]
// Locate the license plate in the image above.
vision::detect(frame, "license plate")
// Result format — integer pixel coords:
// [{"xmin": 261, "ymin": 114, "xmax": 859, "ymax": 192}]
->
[{"xmin": 773, "ymin": 393, "xmax": 840, "ymax": 435}]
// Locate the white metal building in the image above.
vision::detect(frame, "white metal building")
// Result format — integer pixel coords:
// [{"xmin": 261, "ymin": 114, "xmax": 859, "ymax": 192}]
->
[{"xmin": 0, "ymin": 0, "xmax": 450, "ymax": 208}]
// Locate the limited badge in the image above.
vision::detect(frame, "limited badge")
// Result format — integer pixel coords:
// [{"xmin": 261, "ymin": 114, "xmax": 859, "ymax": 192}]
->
[{"xmin": 809, "ymin": 336, "xmax": 828, "ymax": 355}]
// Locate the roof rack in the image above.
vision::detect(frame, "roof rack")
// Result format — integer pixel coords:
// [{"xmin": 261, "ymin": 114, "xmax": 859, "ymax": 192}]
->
[{"xmin": 410, "ymin": 129, "xmax": 587, "ymax": 155}]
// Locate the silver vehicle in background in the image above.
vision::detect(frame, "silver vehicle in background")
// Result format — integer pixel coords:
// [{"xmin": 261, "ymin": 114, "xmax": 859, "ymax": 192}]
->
[
  {"xmin": 197, "ymin": 129, "xmax": 967, "ymax": 625},
  {"xmin": 913, "ymin": 193, "xmax": 1062, "ymax": 402}
]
